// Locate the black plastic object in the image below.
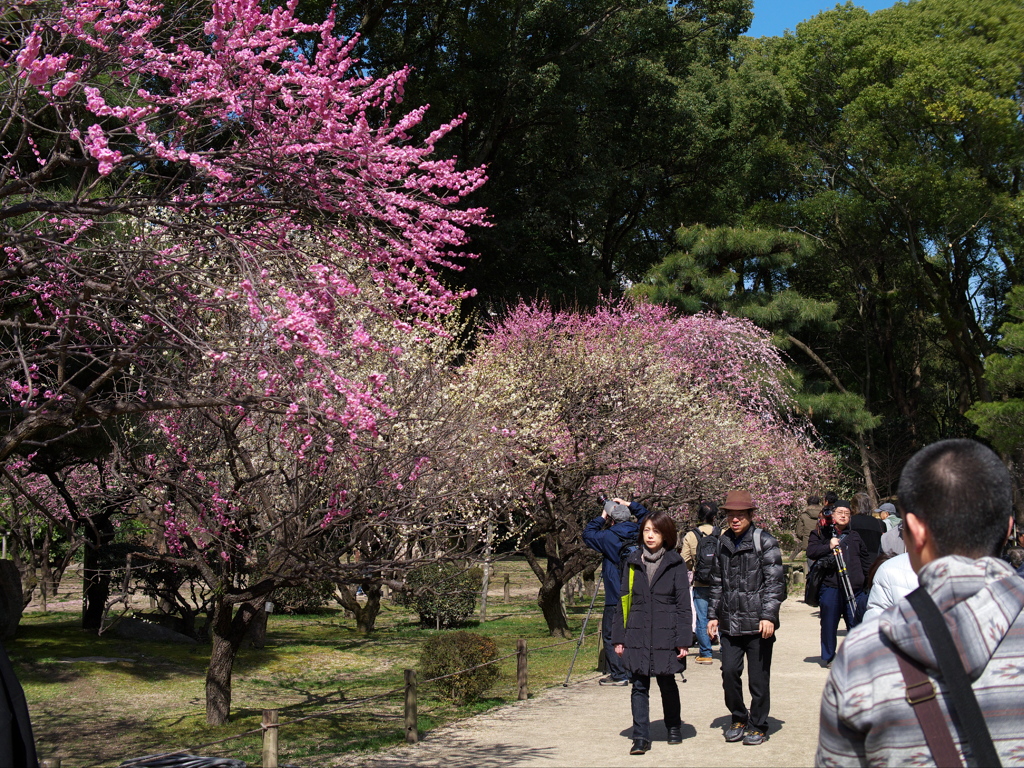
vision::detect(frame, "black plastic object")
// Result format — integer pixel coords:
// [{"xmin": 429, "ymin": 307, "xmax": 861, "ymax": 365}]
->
[{"xmin": 119, "ymin": 755, "xmax": 248, "ymax": 768}]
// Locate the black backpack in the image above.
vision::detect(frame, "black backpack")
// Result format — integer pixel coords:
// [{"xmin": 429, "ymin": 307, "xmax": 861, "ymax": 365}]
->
[
  {"xmin": 618, "ymin": 534, "xmax": 640, "ymax": 576},
  {"xmin": 692, "ymin": 526, "xmax": 721, "ymax": 584}
]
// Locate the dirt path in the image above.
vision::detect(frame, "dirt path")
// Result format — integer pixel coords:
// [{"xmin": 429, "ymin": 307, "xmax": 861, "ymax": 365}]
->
[{"xmin": 328, "ymin": 598, "xmax": 831, "ymax": 768}]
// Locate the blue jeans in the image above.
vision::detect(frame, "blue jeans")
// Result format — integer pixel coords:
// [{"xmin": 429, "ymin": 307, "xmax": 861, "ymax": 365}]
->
[
  {"xmin": 819, "ymin": 586, "xmax": 867, "ymax": 663},
  {"xmin": 602, "ymin": 604, "xmax": 628, "ymax": 680},
  {"xmin": 630, "ymin": 673, "xmax": 680, "ymax": 742},
  {"xmin": 692, "ymin": 586, "xmax": 711, "ymax": 658}
]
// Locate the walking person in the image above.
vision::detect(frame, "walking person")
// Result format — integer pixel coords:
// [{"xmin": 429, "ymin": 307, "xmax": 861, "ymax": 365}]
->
[
  {"xmin": 806, "ymin": 501, "xmax": 872, "ymax": 666},
  {"xmin": 612, "ymin": 511, "xmax": 692, "ymax": 755},
  {"xmin": 583, "ymin": 497, "xmax": 650, "ymax": 686},
  {"xmin": 707, "ymin": 490, "xmax": 784, "ymax": 746},
  {"xmin": 817, "ymin": 439, "xmax": 1024, "ymax": 766},
  {"xmin": 680, "ymin": 501, "xmax": 718, "ymax": 664}
]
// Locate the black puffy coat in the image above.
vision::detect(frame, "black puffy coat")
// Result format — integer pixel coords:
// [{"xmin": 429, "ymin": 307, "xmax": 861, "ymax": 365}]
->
[
  {"xmin": 708, "ymin": 527, "xmax": 784, "ymax": 636},
  {"xmin": 806, "ymin": 526, "xmax": 872, "ymax": 593},
  {"xmin": 611, "ymin": 548, "xmax": 693, "ymax": 676}
]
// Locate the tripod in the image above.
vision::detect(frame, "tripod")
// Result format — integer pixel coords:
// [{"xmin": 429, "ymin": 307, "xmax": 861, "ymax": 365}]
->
[
  {"xmin": 563, "ymin": 572, "xmax": 604, "ymax": 686},
  {"xmin": 827, "ymin": 524, "xmax": 858, "ymax": 626}
]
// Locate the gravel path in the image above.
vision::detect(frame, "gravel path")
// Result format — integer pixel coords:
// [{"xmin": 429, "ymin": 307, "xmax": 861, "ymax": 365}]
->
[{"xmin": 330, "ymin": 597, "xmax": 832, "ymax": 767}]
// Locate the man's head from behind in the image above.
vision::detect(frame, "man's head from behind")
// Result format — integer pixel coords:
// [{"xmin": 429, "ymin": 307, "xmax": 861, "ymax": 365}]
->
[{"xmin": 897, "ymin": 439, "xmax": 1012, "ymax": 567}]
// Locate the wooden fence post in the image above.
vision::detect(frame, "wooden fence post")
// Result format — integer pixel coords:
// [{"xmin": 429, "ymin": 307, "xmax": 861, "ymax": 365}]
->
[
  {"xmin": 404, "ymin": 668, "xmax": 418, "ymax": 743},
  {"xmin": 262, "ymin": 709, "xmax": 279, "ymax": 768},
  {"xmin": 516, "ymin": 638, "xmax": 528, "ymax": 700},
  {"xmin": 596, "ymin": 616, "xmax": 606, "ymax": 673},
  {"xmin": 503, "ymin": 574, "xmax": 511, "ymax": 603}
]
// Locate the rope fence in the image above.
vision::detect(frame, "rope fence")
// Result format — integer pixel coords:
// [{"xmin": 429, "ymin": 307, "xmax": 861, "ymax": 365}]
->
[{"xmin": 65, "ymin": 628, "xmax": 601, "ymax": 768}]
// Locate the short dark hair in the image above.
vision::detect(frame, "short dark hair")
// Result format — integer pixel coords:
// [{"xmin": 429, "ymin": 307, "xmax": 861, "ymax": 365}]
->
[
  {"xmin": 824, "ymin": 491, "xmax": 839, "ymax": 506},
  {"xmin": 897, "ymin": 439, "xmax": 1011, "ymax": 558},
  {"xmin": 808, "ymin": 495, "xmax": 821, "ymax": 506},
  {"xmin": 643, "ymin": 510, "xmax": 678, "ymax": 551},
  {"xmin": 698, "ymin": 501, "xmax": 718, "ymax": 525}
]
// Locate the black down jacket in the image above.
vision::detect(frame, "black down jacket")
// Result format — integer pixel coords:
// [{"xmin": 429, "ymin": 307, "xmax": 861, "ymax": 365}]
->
[
  {"xmin": 708, "ymin": 527, "xmax": 784, "ymax": 636},
  {"xmin": 806, "ymin": 527, "xmax": 872, "ymax": 593},
  {"xmin": 611, "ymin": 548, "xmax": 693, "ymax": 676}
]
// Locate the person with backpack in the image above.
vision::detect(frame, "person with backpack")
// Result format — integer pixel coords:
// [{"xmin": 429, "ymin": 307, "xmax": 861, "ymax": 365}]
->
[
  {"xmin": 707, "ymin": 489, "xmax": 784, "ymax": 747},
  {"xmin": 583, "ymin": 496, "xmax": 650, "ymax": 686},
  {"xmin": 611, "ymin": 510, "xmax": 693, "ymax": 754},
  {"xmin": 681, "ymin": 501, "xmax": 719, "ymax": 664}
]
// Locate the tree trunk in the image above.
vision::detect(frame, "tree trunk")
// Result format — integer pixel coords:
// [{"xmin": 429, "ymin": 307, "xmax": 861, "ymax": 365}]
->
[
  {"xmin": 335, "ymin": 583, "xmax": 382, "ymax": 635},
  {"xmin": 538, "ymin": 576, "xmax": 570, "ymax": 637},
  {"xmin": 205, "ymin": 597, "xmax": 259, "ymax": 725},
  {"xmin": 82, "ymin": 514, "xmax": 114, "ymax": 631}
]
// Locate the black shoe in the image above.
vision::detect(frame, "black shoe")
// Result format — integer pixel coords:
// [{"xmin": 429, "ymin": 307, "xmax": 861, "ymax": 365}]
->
[
  {"xmin": 743, "ymin": 727, "xmax": 768, "ymax": 746},
  {"xmin": 724, "ymin": 722, "xmax": 746, "ymax": 742},
  {"xmin": 599, "ymin": 676, "xmax": 629, "ymax": 686},
  {"xmin": 667, "ymin": 726, "xmax": 682, "ymax": 744},
  {"xmin": 630, "ymin": 739, "xmax": 651, "ymax": 755}
]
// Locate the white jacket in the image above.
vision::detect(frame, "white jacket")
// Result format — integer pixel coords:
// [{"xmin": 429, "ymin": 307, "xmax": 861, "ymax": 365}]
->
[{"xmin": 863, "ymin": 553, "xmax": 917, "ymax": 621}]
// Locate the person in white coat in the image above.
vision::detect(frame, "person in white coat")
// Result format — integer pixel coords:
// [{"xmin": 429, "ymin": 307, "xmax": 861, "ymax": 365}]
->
[{"xmin": 862, "ymin": 553, "xmax": 918, "ymax": 622}]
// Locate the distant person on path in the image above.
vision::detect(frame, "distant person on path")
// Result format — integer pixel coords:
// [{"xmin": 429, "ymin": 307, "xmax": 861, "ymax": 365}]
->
[
  {"xmin": 880, "ymin": 517, "xmax": 906, "ymax": 557},
  {"xmin": 681, "ymin": 501, "xmax": 718, "ymax": 664},
  {"xmin": 583, "ymin": 497, "xmax": 650, "ymax": 686},
  {"xmin": 817, "ymin": 439, "xmax": 1024, "ymax": 766},
  {"xmin": 807, "ymin": 501, "xmax": 871, "ymax": 666},
  {"xmin": 875, "ymin": 502, "xmax": 900, "ymax": 530},
  {"xmin": 794, "ymin": 495, "xmax": 823, "ymax": 558},
  {"xmin": 707, "ymin": 490, "xmax": 784, "ymax": 747},
  {"xmin": 848, "ymin": 492, "xmax": 885, "ymax": 558},
  {"xmin": 612, "ymin": 511, "xmax": 692, "ymax": 755}
]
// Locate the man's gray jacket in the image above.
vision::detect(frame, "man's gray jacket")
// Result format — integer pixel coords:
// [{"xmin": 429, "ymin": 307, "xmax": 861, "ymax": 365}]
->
[{"xmin": 816, "ymin": 555, "xmax": 1024, "ymax": 767}]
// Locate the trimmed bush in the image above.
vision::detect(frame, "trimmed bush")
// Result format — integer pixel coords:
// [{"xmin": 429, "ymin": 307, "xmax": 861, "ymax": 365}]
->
[
  {"xmin": 401, "ymin": 563, "xmax": 481, "ymax": 628},
  {"xmin": 419, "ymin": 630, "xmax": 501, "ymax": 704}
]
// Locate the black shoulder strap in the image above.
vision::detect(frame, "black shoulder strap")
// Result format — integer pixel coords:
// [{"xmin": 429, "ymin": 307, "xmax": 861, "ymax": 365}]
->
[{"xmin": 905, "ymin": 587, "xmax": 1003, "ymax": 768}]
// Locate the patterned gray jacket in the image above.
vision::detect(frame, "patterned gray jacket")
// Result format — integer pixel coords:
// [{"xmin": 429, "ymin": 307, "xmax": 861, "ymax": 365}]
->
[{"xmin": 816, "ymin": 555, "xmax": 1024, "ymax": 767}]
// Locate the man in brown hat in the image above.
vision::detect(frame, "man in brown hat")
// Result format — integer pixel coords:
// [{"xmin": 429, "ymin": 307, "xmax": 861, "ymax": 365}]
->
[{"xmin": 707, "ymin": 489, "xmax": 784, "ymax": 746}]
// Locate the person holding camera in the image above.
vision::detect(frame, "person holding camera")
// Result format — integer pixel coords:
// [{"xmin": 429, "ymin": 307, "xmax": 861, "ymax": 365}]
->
[
  {"xmin": 806, "ymin": 501, "xmax": 872, "ymax": 667},
  {"xmin": 583, "ymin": 497, "xmax": 650, "ymax": 686},
  {"xmin": 612, "ymin": 510, "xmax": 692, "ymax": 755}
]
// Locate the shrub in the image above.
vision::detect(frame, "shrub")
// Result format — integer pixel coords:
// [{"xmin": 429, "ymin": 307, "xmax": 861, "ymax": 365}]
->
[
  {"xmin": 401, "ymin": 563, "xmax": 481, "ymax": 628},
  {"xmin": 273, "ymin": 581, "xmax": 336, "ymax": 614},
  {"xmin": 419, "ymin": 631, "xmax": 501, "ymax": 704}
]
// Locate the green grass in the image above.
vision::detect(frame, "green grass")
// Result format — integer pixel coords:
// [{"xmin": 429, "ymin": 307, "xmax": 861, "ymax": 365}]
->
[{"xmin": 17, "ymin": 558, "xmax": 604, "ymax": 767}]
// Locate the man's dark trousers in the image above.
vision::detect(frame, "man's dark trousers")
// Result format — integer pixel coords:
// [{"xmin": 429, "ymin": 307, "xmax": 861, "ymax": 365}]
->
[
  {"xmin": 720, "ymin": 633, "xmax": 775, "ymax": 731},
  {"xmin": 602, "ymin": 604, "xmax": 628, "ymax": 680}
]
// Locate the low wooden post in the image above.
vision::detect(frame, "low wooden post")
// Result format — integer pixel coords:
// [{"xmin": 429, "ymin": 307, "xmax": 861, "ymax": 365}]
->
[
  {"xmin": 404, "ymin": 668, "xmax": 418, "ymax": 743},
  {"xmin": 503, "ymin": 574, "xmax": 511, "ymax": 603},
  {"xmin": 596, "ymin": 617, "xmax": 606, "ymax": 673},
  {"xmin": 516, "ymin": 638, "xmax": 528, "ymax": 700},
  {"xmin": 261, "ymin": 709, "xmax": 279, "ymax": 768}
]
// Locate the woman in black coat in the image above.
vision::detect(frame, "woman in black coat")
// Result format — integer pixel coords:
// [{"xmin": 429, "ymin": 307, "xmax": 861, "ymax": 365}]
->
[
  {"xmin": 806, "ymin": 501, "xmax": 873, "ymax": 665},
  {"xmin": 612, "ymin": 510, "xmax": 693, "ymax": 755}
]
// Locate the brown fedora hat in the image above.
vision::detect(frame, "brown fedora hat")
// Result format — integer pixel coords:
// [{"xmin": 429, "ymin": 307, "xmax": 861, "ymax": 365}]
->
[{"xmin": 720, "ymin": 490, "xmax": 757, "ymax": 511}]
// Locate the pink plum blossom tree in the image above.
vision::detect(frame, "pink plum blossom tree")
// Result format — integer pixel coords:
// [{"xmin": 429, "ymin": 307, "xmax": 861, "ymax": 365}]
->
[
  {"xmin": 464, "ymin": 300, "xmax": 832, "ymax": 636},
  {"xmin": 1, "ymin": 0, "xmax": 486, "ymax": 461},
  {"xmin": 2, "ymin": 0, "xmax": 489, "ymax": 724}
]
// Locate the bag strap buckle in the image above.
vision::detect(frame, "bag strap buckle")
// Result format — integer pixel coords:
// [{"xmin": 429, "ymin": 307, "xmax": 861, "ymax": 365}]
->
[{"xmin": 906, "ymin": 679, "xmax": 937, "ymax": 705}]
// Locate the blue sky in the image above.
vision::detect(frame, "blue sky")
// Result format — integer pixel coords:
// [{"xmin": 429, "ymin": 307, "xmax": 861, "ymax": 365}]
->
[{"xmin": 746, "ymin": 0, "xmax": 897, "ymax": 37}]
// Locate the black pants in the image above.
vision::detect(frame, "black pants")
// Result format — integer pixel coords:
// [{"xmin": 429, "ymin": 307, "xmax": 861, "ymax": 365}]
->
[
  {"xmin": 630, "ymin": 673, "xmax": 680, "ymax": 742},
  {"xmin": 602, "ymin": 604, "xmax": 628, "ymax": 680},
  {"xmin": 721, "ymin": 632, "xmax": 775, "ymax": 732}
]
